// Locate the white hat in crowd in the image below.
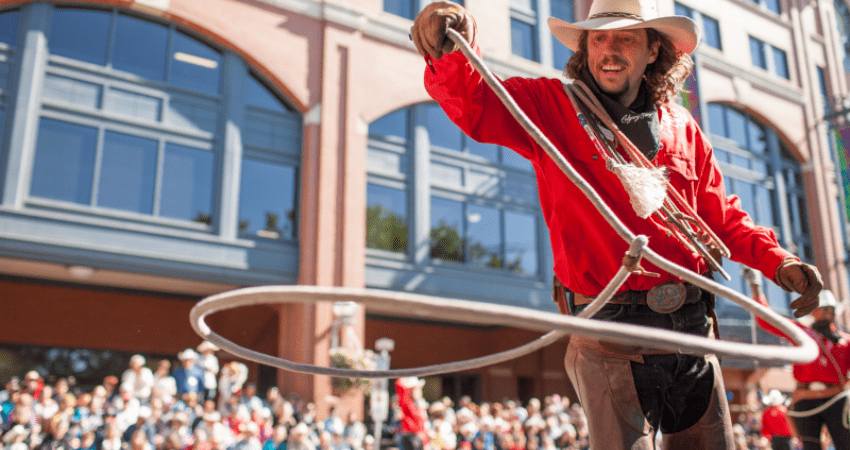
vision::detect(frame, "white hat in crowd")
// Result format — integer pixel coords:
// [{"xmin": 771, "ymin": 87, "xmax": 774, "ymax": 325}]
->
[
  {"xmin": 178, "ymin": 348, "xmax": 199, "ymax": 361},
  {"xmin": 762, "ymin": 389, "xmax": 786, "ymax": 407},
  {"xmin": 396, "ymin": 376, "xmax": 425, "ymax": 389},
  {"xmin": 197, "ymin": 341, "xmax": 219, "ymax": 353}
]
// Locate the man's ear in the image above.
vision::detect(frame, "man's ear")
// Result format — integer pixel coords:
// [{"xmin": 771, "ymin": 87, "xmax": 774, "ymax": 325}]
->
[{"xmin": 648, "ymin": 39, "xmax": 660, "ymax": 65}]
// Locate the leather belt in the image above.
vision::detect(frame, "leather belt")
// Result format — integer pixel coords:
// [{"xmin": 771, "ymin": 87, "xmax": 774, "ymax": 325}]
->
[
  {"xmin": 574, "ymin": 282, "xmax": 703, "ymax": 314},
  {"xmin": 798, "ymin": 382, "xmax": 843, "ymax": 391}
]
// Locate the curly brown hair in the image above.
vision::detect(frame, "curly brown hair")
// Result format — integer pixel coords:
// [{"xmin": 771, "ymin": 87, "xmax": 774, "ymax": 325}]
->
[{"xmin": 565, "ymin": 29, "xmax": 694, "ymax": 108}]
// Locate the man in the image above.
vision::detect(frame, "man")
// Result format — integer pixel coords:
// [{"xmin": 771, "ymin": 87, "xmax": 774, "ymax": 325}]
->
[
  {"xmin": 394, "ymin": 377, "xmax": 427, "ymax": 450},
  {"xmin": 411, "ymin": 0, "xmax": 822, "ymax": 448},
  {"xmin": 122, "ymin": 354, "xmax": 155, "ymax": 404},
  {"xmin": 745, "ymin": 268, "xmax": 849, "ymax": 450},
  {"xmin": 759, "ymin": 390, "xmax": 794, "ymax": 450},
  {"xmin": 173, "ymin": 349, "xmax": 205, "ymax": 398}
]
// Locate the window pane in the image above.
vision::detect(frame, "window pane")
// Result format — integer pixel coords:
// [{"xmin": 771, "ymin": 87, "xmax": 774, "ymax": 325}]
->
[
  {"xmin": 366, "ymin": 184, "xmax": 407, "ymax": 252},
  {"xmin": 772, "ymin": 47, "xmax": 789, "ymax": 79},
  {"xmin": 30, "ymin": 118, "xmax": 97, "ymax": 205},
  {"xmin": 707, "ymin": 103, "xmax": 727, "ymax": 137},
  {"xmin": 747, "ymin": 121, "xmax": 767, "ymax": 153},
  {"xmin": 703, "ymin": 16, "xmax": 722, "ymax": 50},
  {"xmin": 765, "ymin": 0, "xmax": 780, "ymax": 14},
  {"xmin": 502, "ymin": 147, "xmax": 533, "ymax": 171},
  {"xmin": 431, "ymin": 196, "xmax": 465, "ymax": 262},
  {"xmin": 511, "ymin": 18, "xmax": 536, "ymax": 60},
  {"xmin": 797, "ymin": 196, "xmax": 809, "ymax": 234},
  {"xmin": 49, "ymin": 9, "xmax": 111, "ymax": 65},
  {"xmin": 97, "ymin": 131, "xmax": 158, "ymax": 214},
  {"xmin": 467, "ymin": 139, "xmax": 499, "ymax": 162},
  {"xmin": 551, "ymin": 0, "xmax": 574, "ymax": 69},
  {"xmin": 369, "ymin": 109, "xmax": 408, "ymax": 140},
  {"xmin": 552, "ymin": 36, "xmax": 573, "ymax": 70},
  {"xmin": 0, "ymin": 10, "xmax": 19, "ymax": 46},
  {"xmin": 749, "ymin": 37, "xmax": 766, "ymax": 70},
  {"xmin": 468, "ymin": 204, "xmax": 501, "ymax": 268},
  {"xmin": 426, "ymin": 104, "xmax": 462, "ymax": 150},
  {"xmin": 383, "ymin": 0, "xmax": 413, "ymax": 19},
  {"xmin": 160, "ymin": 143, "xmax": 215, "ymax": 223},
  {"xmin": 240, "ymin": 160, "xmax": 298, "ymax": 239},
  {"xmin": 169, "ymin": 32, "xmax": 222, "ymax": 94},
  {"xmin": 674, "ymin": 3, "xmax": 692, "ymax": 17},
  {"xmin": 714, "ymin": 148, "xmax": 729, "ymax": 164},
  {"xmin": 726, "ymin": 108, "xmax": 748, "ymax": 148},
  {"xmin": 246, "ymin": 75, "xmax": 287, "ymax": 113},
  {"xmin": 505, "ymin": 211, "xmax": 537, "ymax": 275},
  {"xmin": 112, "ymin": 14, "xmax": 168, "ymax": 81},
  {"xmin": 735, "ymin": 180, "xmax": 756, "ymax": 218},
  {"xmin": 755, "ymin": 185, "xmax": 775, "ymax": 225}
]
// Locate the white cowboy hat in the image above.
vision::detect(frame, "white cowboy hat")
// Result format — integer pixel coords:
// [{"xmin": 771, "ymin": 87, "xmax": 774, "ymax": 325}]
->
[
  {"xmin": 177, "ymin": 348, "xmax": 199, "ymax": 361},
  {"xmin": 547, "ymin": 0, "xmax": 700, "ymax": 55},
  {"xmin": 818, "ymin": 289, "xmax": 838, "ymax": 309},
  {"xmin": 396, "ymin": 376, "xmax": 426, "ymax": 389},
  {"xmin": 761, "ymin": 389, "xmax": 786, "ymax": 406},
  {"xmin": 196, "ymin": 341, "xmax": 219, "ymax": 353}
]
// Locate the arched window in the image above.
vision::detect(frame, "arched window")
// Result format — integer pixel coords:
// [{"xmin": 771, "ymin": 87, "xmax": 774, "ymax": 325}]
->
[
  {"xmin": 0, "ymin": 4, "xmax": 302, "ymax": 283},
  {"xmin": 707, "ymin": 103, "xmax": 812, "ymax": 318},
  {"xmin": 366, "ymin": 103, "xmax": 548, "ymax": 304}
]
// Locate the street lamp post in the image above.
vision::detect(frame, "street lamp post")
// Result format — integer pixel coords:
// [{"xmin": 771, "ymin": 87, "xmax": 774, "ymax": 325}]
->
[{"xmin": 371, "ymin": 338, "xmax": 394, "ymax": 450}]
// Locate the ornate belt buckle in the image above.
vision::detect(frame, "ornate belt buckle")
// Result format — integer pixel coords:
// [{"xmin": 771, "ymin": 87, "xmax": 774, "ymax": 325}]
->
[{"xmin": 646, "ymin": 282, "xmax": 687, "ymax": 314}]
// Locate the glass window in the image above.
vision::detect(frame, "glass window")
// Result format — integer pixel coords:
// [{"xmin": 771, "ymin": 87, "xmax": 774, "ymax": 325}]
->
[
  {"xmin": 726, "ymin": 108, "xmax": 748, "ymax": 149},
  {"xmin": 467, "ymin": 140, "xmax": 499, "ymax": 162},
  {"xmin": 169, "ymin": 32, "xmax": 222, "ymax": 95},
  {"xmin": 467, "ymin": 204, "xmax": 501, "ymax": 268},
  {"xmin": 49, "ymin": 9, "xmax": 111, "ymax": 65},
  {"xmin": 112, "ymin": 14, "xmax": 168, "ymax": 81},
  {"xmin": 30, "ymin": 118, "xmax": 98, "ymax": 205},
  {"xmin": 748, "ymin": 121, "xmax": 767, "ymax": 154},
  {"xmin": 0, "ymin": 10, "xmax": 20, "ymax": 46},
  {"xmin": 836, "ymin": 0, "xmax": 850, "ymax": 72},
  {"xmin": 817, "ymin": 67, "xmax": 831, "ymax": 115},
  {"xmin": 674, "ymin": 3, "xmax": 692, "ymax": 17},
  {"xmin": 772, "ymin": 46, "xmax": 789, "ymax": 79},
  {"xmin": 383, "ymin": 0, "xmax": 414, "ymax": 19},
  {"xmin": 97, "ymin": 131, "xmax": 158, "ymax": 214},
  {"xmin": 431, "ymin": 196, "xmax": 465, "ymax": 262},
  {"xmin": 703, "ymin": 16, "xmax": 722, "ymax": 50},
  {"xmin": 750, "ymin": 37, "xmax": 767, "ymax": 70},
  {"xmin": 707, "ymin": 103, "xmax": 727, "ymax": 137},
  {"xmin": 366, "ymin": 183, "xmax": 407, "ymax": 252},
  {"xmin": 427, "ymin": 104, "xmax": 463, "ymax": 150},
  {"xmin": 160, "ymin": 143, "xmax": 215, "ymax": 224},
  {"xmin": 239, "ymin": 160, "xmax": 298, "ymax": 240},
  {"xmin": 765, "ymin": 0, "xmax": 781, "ymax": 14},
  {"xmin": 511, "ymin": 18, "xmax": 537, "ymax": 60},
  {"xmin": 505, "ymin": 210, "xmax": 537, "ymax": 274},
  {"xmin": 502, "ymin": 148, "xmax": 533, "ymax": 171},
  {"xmin": 246, "ymin": 76, "xmax": 288, "ymax": 113},
  {"xmin": 551, "ymin": 0, "xmax": 574, "ymax": 69},
  {"xmin": 755, "ymin": 185, "xmax": 775, "ymax": 225},
  {"xmin": 369, "ymin": 109, "xmax": 408, "ymax": 140}
]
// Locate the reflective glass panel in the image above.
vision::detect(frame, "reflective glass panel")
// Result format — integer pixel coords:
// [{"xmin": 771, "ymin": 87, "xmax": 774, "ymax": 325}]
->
[
  {"xmin": 0, "ymin": 10, "xmax": 19, "ymax": 46},
  {"xmin": 551, "ymin": 0, "xmax": 574, "ymax": 69},
  {"xmin": 733, "ymin": 155, "xmax": 750, "ymax": 169},
  {"xmin": 502, "ymin": 148, "xmax": 533, "ymax": 171},
  {"xmin": 674, "ymin": 3, "xmax": 692, "ymax": 17},
  {"xmin": 755, "ymin": 185, "xmax": 774, "ymax": 225},
  {"xmin": 467, "ymin": 204, "xmax": 501, "ymax": 268},
  {"xmin": 735, "ymin": 180, "xmax": 756, "ymax": 218},
  {"xmin": 511, "ymin": 18, "xmax": 536, "ymax": 60},
  {"xmin": 369, "ymin": 109, "xmax": 408, "ymax": 141},
  {"xmin": 169, "ymin": 32, "xmax": 222, "ymax": 95},
  {"xmin": 97, "ymin": 131, "xmax": 158, "ymax": 214},
  {"xmin": 707, "ymin": 103, "xmax": 726, "ymax": 137},
  {"xmin": 713, "ymin": 149, "xmax": 729, "ymax": 164},
  {"xmin": 240, "ymin": 159, "xmax": 298, "ymax": 239},
  {"xmin": 160, "ymin": 143, "xmax": 215, "ymax": 224},
  {"xmin": 30, "ymin": 118, "xmax": 97, "ymax": 205},
  {"xmin": 765, "ymin": 0, "xmax": 780, "ymax": 14},
  {"xmin": 505, "ymin": 211, "xmax": 537, "ymax": 275},
  {"xmin": 112, "ymin": 14, "xmax": 168, "ymax": 81},
  {"xmin": 431, "ymin": 196, "xmax": 464, "ymax": 262},
  {"xmin": 747, "ymin": 121, "xmax": 767, "ymax": 153},
  {"xmin": 384, "ymin": 0, "xmax": 413, "ymax": 19},
  {"xmin": 749, "ymin": 37, "xmax": 766, "ymax": 70},
  {"xmin": 467, "ymin": 139, "xmax": 499, "ymax": 162},
  {"xmin": 427, "ymin": 104, "xmax": 462, "ymax": 150},
  {"xmin": 49, "ymin": 9, "xmax": 111, "ymax": 65},
  {"xmin": 366, "ymin": 184, "xmax": 407, "ymax": 252},
  {"xmin": 703, "ymin": 16, "xmax": 722, "ymax": 50},
  {"xmin": 246, "ymin": 76, "xmax": 287, "ymax": 113},
  {"xmin": 772, "ymin": 47, "xmax": 789, "ymax": 79},
  {"xmin": 726, "ymin": 108, "xmax": 748, "ymax": 149}
]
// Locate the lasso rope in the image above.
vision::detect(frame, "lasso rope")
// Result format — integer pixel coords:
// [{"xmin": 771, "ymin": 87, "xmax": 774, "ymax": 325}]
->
[
  {"xmin": 785, "ymin": 391, "xmax": 850, "ymax": 429},
  {"xmin": 189, "ymin": 29, "xmax": 818, "ymax": 379}
]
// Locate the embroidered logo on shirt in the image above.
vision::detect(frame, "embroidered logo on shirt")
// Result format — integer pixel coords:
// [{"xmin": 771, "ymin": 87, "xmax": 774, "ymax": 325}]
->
[{"xmin": 621, "ymin": 112, "xmax": 655, "ymax": 124}]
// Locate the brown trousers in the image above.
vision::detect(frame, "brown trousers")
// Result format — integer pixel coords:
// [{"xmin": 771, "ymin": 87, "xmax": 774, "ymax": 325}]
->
[{"xmin": 565, "ymin": 338, "xmax": 735, "ymax": 450}]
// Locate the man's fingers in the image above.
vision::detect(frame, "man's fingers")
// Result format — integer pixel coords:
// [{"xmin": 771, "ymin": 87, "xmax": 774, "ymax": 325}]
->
[
  {"xmin": 790, "ymin": 265, "xmax": 823, "ymax": 317},
  {"xmin": 423, "ymin": 16, "xmax": 448, "ymax": 60}
]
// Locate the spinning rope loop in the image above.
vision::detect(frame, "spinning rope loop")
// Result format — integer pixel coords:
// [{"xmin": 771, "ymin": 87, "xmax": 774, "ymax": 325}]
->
[{"xmin": 189, "ymin": 29, "xmax": 818, "ymax": 379}]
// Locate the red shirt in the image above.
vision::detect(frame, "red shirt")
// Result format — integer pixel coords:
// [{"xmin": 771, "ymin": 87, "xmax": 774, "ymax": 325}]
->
[
  {"xmin": 755, "ymin": 294, "xmax": 850, "ymax": 384},
  {"xmin": 424, "ymin": 49, "xmax": 794, "ymax": 296},
  {"xmin": 395, "ymin": 382, "xmax": 427, "ymax": 441},
  {"xmin": 760, "ymin": 405, "xmax": 792, "ymax": 439}
]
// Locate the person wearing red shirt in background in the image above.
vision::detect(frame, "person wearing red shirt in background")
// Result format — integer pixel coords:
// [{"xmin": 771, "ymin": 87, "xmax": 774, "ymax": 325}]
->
[
  {"xmin": 760, "ymin": 390, "xmax": 794, "ymax": 450},
  {"xmin": 411, "ymin": 0, "xmax": 823, "ymax": 448},
  {"xmin": 395, "ymin": 377, "xmax": 428, "ymax": 450},
  {"xmin": 745, "ymin": 268, "xmax": 850, "ymax": 450}
]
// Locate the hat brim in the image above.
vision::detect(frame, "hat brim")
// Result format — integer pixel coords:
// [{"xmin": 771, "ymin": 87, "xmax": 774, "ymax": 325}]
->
[{"xmin": 547, "ymin": 16, "xmax": 700, "ymax": 55}]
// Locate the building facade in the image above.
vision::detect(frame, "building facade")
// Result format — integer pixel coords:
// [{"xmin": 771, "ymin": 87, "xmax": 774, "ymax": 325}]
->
[{"xmin": 0, "ymin": 0, "xmax": 848, "ymax": 415}]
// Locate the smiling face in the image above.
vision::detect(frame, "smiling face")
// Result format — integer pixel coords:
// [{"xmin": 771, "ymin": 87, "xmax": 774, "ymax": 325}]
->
[{"xmin": 586, "ymin": 29, "xmax": 660, "ymax": 106}]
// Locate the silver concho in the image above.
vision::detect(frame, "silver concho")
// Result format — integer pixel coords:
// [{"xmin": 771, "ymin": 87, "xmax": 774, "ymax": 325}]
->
[{"xmin": 646, "ymin": 283, "xmax": 687, "ymax": 314}]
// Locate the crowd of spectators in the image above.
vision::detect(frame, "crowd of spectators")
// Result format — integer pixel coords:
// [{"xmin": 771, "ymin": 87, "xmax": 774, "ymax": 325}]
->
[{"xmin": 0, "ymin": 343, "xmax": 820, "ymax": 450}]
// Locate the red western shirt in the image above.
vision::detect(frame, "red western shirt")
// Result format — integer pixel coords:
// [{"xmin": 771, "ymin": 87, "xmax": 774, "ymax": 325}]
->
[
  {"xmin": 424, "ymin": 48, "xmax": 794, "ymax": 296},
  {"xmin": 756, "ymin": 294, "xmax": 850, "ymax": 384},
  {"xmin": 760, "ymin": 405, "xmax": 793, "ymax": 439},
  {"xmin": 395, "ymin": 382, "xmax": 427, "ymax": 441}
]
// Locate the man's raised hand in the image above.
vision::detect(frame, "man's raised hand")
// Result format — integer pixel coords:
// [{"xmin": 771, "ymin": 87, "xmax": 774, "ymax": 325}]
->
[{"xmin": 411, "ymin": 1, "xmax": 475, "ymax": 61}]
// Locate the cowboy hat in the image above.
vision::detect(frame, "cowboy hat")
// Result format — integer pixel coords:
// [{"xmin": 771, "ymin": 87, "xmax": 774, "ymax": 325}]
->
[
  {"xmin": 761, "ymin": 389, "xmax": 786, "ymax": 407},
  {"xmin": 547, "ymin": 0, "xmax": 700, "ymax": 55},
  {"xmin": 396, "ymin": 376, "xmax": 426, "ymax": 389}
]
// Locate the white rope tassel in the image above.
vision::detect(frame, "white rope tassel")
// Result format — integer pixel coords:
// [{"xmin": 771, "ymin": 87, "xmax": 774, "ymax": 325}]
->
[{"xmin": 607, "ymin": 160, "xmax": 668, "ymax": 219}]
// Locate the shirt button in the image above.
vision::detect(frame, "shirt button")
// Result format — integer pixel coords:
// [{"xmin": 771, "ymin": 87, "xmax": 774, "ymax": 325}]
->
[{"xmin": 591, "ymin": 154, "xmax": 598, "ymax": 160}]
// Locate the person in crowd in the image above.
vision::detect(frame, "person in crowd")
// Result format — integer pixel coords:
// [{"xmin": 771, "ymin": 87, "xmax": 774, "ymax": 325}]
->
[
  {"xmin": 395, "ymin": 378, "xmax": 427, "ymax": 450},
  {"xmin": 173, "ymin": 350, "xmax": 205, "ymax": 399},
  {"xmin": 22, "ymin": 373, "xmax": 43, "ymax": 402},
  {"xmin": 196, "ymin": 342, "xmax": 220, "ymax": 404},
  {"xmin": 411, "ymin": 0, "xmax": 823, "ymax": 447},
  {"xmin": 264, "ymin": 424, "xmax": 287, "ymax": 450},
  {"xmin": 153, "ymin": 360, "xmax": 177, "ymax": 403},
  {"xmin": 759, "ymin": 390, "xmax": 794, "ymax": 450},
  {"xmin": 122, "ymin": 355, "xmax": 155, "ymax": 405},
  {"xmin": 218, "ymin": 363, "xmax": 248, "ymax": 413},
  {"xmin": 745, "ymin": 267, "xmax": 850, "ymax": 450}
]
